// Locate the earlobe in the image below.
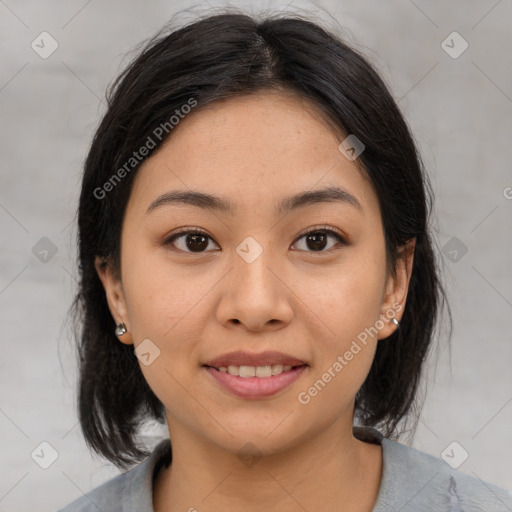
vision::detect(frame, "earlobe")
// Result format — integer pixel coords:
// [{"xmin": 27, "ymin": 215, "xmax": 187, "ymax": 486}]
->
[
  {"xmin": 378, "ymin": 238, "xmax": 416, "ymax": 340},
  {"xmin": 94, "ymin": 256, "xmax": 134, "ymax": 345}
]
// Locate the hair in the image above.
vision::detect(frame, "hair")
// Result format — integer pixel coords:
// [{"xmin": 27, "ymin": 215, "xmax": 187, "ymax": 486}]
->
[{"xmin": 71, "ymin": 8, "xmax": 452, "ymax": 470}]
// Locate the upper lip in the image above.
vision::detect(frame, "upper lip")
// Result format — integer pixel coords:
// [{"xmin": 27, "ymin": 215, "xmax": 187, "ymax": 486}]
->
[{"xmin": 203, "ymin": 351, "xmax": 308, "ymax": 368}]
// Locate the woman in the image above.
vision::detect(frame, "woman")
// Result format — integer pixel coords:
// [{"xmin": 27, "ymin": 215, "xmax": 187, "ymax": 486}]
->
[{"xmin": 57, "ymin": 9, "xmax": 512, "ymax": 512}]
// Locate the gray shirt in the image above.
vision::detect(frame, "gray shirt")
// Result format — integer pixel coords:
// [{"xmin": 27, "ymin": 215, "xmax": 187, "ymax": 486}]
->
[{"xmin": 56, "ymin": 427, "xmax": 512, "ymax": 511}]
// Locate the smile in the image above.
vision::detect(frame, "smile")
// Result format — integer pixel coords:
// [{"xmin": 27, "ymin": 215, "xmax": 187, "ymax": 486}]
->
[{"xmin": 203, "ymin": 364, "xmax": 308, "ymax": 399}]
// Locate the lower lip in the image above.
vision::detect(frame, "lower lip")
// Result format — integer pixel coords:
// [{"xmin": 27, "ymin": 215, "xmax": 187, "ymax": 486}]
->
[{"xmin": 203, "ymin": 365, "xmax": 308, "ymax": 399}]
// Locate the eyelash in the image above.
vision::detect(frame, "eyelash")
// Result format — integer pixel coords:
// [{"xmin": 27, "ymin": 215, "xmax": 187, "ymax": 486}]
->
[{"xmin": 163, "ymin": 225, "xmax": 347, "ymax": 254}]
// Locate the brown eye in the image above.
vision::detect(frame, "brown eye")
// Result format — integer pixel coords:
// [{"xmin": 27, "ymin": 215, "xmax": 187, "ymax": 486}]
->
[
  {"xmin": 165, "ymin": 229, "xmax": 219, "ymax": 253},
  {"xmin": 292, "ymin": 229, "xmax": 346, "ymax": 253}
]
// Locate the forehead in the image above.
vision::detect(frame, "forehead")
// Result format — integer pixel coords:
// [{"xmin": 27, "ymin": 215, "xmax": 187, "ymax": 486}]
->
[
  {"xmin": 128, "ymin": 91, "xmax": 380, "ymax": 221},
  {"xmin": 154, "ymin": 91, "xmax": 343, "ymax": 171}
]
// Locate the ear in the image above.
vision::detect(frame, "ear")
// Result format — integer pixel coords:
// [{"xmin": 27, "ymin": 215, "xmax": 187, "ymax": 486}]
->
[
  {"xmin": 94, "ymin": 256, "xmax": 134, "ymax": 345},
  {"xmin": 376, "ymin": 238, "xmax": 416, "ymax": 340}
]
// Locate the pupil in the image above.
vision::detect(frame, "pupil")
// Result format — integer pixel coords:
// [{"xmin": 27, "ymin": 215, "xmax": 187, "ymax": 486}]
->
[
  {"xmin": 186, "ymin": 234, "xmax": 208, "ymax": 252},
  {"xmin": 307, "ymin": 232, "xmax": 327, "ymax": 251}
]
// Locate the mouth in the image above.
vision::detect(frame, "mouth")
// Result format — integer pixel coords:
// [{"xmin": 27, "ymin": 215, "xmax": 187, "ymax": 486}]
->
[{"xmin": 201, "ymin": 350, "xmax": 309, "ymax": 399}]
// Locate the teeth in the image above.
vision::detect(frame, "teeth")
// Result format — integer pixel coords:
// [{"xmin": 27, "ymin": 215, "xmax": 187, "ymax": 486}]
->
[
  {"xmin": 217, "ymin": 364, "xmax": 294, "ymax": 377},
  {"xmin": 271, "ymin": 364, "xmax": 284, "ymax": 375},
  {"xmin": 256, "ymin": 365, "xmax": 272, "ymax": 378}
]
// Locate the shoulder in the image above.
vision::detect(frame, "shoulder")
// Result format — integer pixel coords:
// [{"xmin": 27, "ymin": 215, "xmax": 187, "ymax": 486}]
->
[
  {"xmin": 56, "ymin": 470, "xmax": 130, "ymax": 512},
  {"xmin": 55, "ymin": 439, "xmax": 172, "ymax": 512},
  {"xmin": 359, "ymin": 427, "xmax": 512, "ymax": 512}
]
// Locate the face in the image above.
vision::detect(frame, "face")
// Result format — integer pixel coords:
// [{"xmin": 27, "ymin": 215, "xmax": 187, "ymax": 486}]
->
[{"xmin": 96, "ymin": 91, "xmax": 414, "ymax": 456}]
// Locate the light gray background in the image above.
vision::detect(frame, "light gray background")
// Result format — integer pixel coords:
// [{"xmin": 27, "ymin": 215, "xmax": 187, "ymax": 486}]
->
[{"xmin": 1, "ymin": 0, "xmax": 511, "ymax": 510}]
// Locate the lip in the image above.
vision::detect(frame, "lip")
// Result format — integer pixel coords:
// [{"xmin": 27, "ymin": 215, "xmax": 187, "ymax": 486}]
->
[
  {"xmin": 204, "ymin": 364, "xmax": 308, "ymax": 399},
  {"xmin": 203, "ymin": 350, "xmax": 307, "ymax": 368}
]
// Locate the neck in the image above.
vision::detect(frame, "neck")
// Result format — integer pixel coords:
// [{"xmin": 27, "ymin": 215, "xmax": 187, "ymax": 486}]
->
[{"xmin": 153, "ymin": 418, "xmax": 383, "ymax": 512}]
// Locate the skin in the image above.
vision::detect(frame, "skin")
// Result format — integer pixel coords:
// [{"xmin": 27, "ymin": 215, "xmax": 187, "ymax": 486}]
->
[{"xmin": 95, "ymin": 90, "xmax": 415, "ymax": 512}]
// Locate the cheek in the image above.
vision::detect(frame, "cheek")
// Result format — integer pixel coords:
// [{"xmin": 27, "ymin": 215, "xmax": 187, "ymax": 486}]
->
[
  {"xmin": 294, "ymin": 271, "xmax": 381, "ymax": 413},
  {"xmin": 298, "ymin": 256, "xmax": 385, "ymax": 336},
  {"xmin": 121, "ymin": 244, "xmax": 202, "ymax": 338},
  {"xmin": 293, "ymin": 254, "xmax": 385, "ymax": 393},
  {"xmin": 120, "ymin": 244, "xmax": 212, "ymax": 391}
]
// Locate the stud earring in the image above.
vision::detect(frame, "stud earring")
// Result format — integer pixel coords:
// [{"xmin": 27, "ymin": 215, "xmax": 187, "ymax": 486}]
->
[
  {"xmin": 115, "ymin": 322, "xmax": 127, "ymax": 336},
  {"xmin": 391, "ymin": 318, "xmax": 400, "ymax": 328}
]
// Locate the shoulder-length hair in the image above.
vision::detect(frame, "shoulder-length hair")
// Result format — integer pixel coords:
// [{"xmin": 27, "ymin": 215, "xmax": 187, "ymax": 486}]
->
[{"xmin": 71, "ymin": 9, "xmax": 451, "ymax": 470}]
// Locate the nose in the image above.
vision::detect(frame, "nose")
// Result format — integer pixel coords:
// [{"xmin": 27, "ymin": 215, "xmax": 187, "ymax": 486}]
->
[{"xmin": 215, "ymin": 244, "xmax": 294, "ymax": 333}]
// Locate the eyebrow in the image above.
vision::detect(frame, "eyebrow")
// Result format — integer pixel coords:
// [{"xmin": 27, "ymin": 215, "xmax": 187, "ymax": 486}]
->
[{"xmin": 145, "ymin": 186, "xmax": 363, "ymax": 216}]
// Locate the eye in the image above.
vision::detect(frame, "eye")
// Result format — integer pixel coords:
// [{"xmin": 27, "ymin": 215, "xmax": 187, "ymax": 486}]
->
[
  {"xmin": 291, "ymin": 227, "xmax": 347, "ymax": 253},
  {"xmin": 163, "ymin": 225, "xmax": 347, "ymax": 254},
  {"xmin": 164, "ymin": 228, "xmax": 219, "ymax": 253}
]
